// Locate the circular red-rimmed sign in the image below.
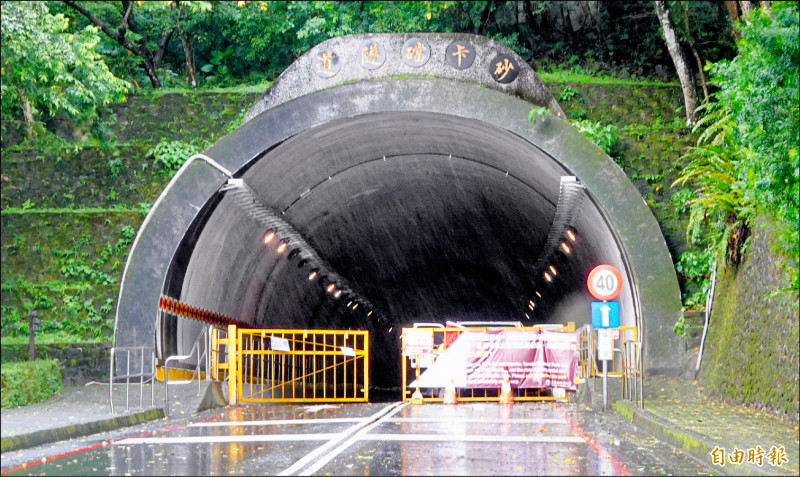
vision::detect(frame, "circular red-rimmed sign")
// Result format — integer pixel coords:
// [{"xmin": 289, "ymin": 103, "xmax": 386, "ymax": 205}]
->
[{"xmin": 587, "ymin": 264, "xmax": 623, "ymax": 301}]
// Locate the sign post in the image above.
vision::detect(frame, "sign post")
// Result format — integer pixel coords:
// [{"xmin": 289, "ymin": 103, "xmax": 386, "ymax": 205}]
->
[
  {"xmin": 587, "ymin": 264, "xmax": 623, "ymax": 411},
  {"xmin": 28, "ymin": 309, "xmax": 40, "ymax": 362}
]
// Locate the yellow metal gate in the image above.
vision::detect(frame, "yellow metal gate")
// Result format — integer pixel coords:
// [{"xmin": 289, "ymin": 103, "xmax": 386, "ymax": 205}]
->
[{"xmin": 231, "ymin": 327, "xmax": 369, "ymax": 403}]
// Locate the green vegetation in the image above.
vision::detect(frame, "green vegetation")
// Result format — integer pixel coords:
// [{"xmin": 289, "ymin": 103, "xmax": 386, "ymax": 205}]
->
[
  {"xmin": 671, "ymin": 2, "xmax": 799, "ymax": 313},
  {"xmin": 146, "ymin": 140, "xmax": 200, "ymax": 178},
  {"xmin": 1, "ymin": 359, "xmax": 63, "ymax": 409},
  {"xmin": 0, "ymin": 2, "xmax": 129, "ymax": 142}
]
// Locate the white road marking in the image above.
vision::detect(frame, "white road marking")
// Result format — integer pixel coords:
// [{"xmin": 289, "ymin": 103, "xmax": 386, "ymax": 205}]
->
[
  {"xmin": 299, "ymin": 405, "xmax": 341, "ymax": 413},
  {"xmin": 113, "ymin": 434, "xmax": 341, "ymax": 445},
  {"xmin": 297, "ymin": 403, "xmax": 410, "ymax": 476},
  {"xmin": 278, "ymin": 402, "xmax": 403, "ymax": 476},
  {"xmin": 361, "ymin": 433, "xmax": 586, "ymax": 443},
  {"xmin": 189, "ymin": 418, "xmax": 365, "ymax": 427},
  {"xmin": 386, "ymin": 417, "xmax": 568, "ymax": 424}
]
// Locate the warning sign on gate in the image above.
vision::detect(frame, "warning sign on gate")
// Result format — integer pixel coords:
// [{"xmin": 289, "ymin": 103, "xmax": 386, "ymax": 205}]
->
[
  {"xmin": 402, "ymin": 328, "xmax": 434, "ymax": 356},
  {"xmin": 410, "ymin": 329, "xmax": 579, "ymax": 391}
]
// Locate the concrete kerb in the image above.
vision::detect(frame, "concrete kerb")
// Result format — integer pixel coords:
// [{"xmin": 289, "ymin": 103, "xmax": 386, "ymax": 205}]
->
[
  {"xmin": 614, "ymin": 400, "xmax": 786, "ymax": 476},
  {"xmin": 1, "ymin": 381, "xmax": 226, "ymax": 454},
  {"xmin": 0, "ymin": 408, "xmax": 164, "ymax": 453}
]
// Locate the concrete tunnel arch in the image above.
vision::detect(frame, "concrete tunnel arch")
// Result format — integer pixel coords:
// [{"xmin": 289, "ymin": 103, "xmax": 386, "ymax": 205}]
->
[{"xmin": 115, "ymin": 34, "xmax": 684, "ymax": 390}]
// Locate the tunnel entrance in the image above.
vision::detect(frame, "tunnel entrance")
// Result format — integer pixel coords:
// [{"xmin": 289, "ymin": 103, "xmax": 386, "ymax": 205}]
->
[{"xmin": 115, "ymin": 34, "xmax": 684, "ymax": 393}]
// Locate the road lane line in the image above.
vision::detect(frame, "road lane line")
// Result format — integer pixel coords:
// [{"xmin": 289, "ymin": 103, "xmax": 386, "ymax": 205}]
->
[
  {"xmin": 113, "ymin": 434, "xmax": 341, "ymax": 445},
  {"xmin": 297, "ymin": 402, "xmax": 410, "ymax": 476},
  {"xmin": 189, "ymin": 418, "xmax": 365, "ymax": 427},
  {"xmin": 360, "ymin": 433, "xmax": 585, "ymax": 443},
  {"xmin": 278, "ymin": 402, "xmax": 404, "ymax": 476},
  {"xmin": 387, "ymin": 417, "xmax": 568, "ymax": 424}
]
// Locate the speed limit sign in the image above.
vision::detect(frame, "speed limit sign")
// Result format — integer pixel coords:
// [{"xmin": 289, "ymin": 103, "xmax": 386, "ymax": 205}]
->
[{"xmin": 587, "ymin": 264, "xmax": 623, "ymax": 301}]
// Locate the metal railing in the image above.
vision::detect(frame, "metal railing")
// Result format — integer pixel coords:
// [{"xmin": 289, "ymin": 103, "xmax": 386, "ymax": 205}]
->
[
  {"xmin": 164, "ymin": 325, "xmax": 213, "ymax": 415},
  {"xmin": 109, "ymin": 346, "xmax": 156, "ymax": 414},
  {"xmin": 236, "ymin": 328, "xmax": 369, "ymax": 403},
  {"xmin": 623, "ymin": 339, "xmax": 644, "ymax": 408}
]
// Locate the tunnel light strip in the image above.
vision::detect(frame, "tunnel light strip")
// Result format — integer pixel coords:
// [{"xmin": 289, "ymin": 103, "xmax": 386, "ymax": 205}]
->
[
  {"xmin": 221, "ymin": 178, "xmax": 380, "ymax": 322},
  {"xmin": 525, "ymin": 176, "xmax": 585, "ymax": 312}
]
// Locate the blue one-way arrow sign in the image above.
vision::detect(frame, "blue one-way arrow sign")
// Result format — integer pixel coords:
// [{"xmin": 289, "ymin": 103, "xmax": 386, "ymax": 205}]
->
[{"xmin": 591, "ymin": 301, "xmax": 619, "ymax": 328}]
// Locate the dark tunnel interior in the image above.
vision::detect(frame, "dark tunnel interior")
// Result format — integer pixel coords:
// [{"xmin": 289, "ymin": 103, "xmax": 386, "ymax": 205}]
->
[{"xmin": 160, "ymin": 111, "xmax": 634, "ymax": 389}]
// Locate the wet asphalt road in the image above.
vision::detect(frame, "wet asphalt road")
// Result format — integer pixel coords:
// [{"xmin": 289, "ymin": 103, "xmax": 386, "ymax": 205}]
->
[{"xmin": 2, "ymin": 401, "xmax": 717, "ymax": 476}]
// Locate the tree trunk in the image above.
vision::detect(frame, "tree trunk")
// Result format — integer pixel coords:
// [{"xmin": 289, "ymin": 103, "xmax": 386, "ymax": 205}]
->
[
  {"xmin": 179, "ymin": 31, "xmax": 197, "ymax": 88},
  {"xmin": 760, "ymin": 1, "xmax": 773, "ymax": 18},
  {"xmin": 725, "ymin": 1, "xmax": 741, "ymax": 38},
  {"xmin": 682, "ymin": 6, "xmax": 709, "ymax": 102},
  {"xmin": 64, "ymin": 0, "xmax": 164, "ymax": 88},
  {"xmin": 475, "ymin": 1, "xmax": 491, "ymax": 34},
  {"xmin": 17, "ymin": 88, "xmax": 35, "ymax": 137},
  {"xmin": 655, "ymin": 0, "xmax": 699, "ymax": 127},
  {"xmin": 739, "ymin": 0, "xmax": 755, "ymax": 24}
]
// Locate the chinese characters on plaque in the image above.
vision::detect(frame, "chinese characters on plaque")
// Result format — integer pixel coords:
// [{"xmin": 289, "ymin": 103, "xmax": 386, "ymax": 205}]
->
[
  {"xmin": 313, "ymin": 49, "xmax": 341, "ymax": 78},
  {"xmin": 311, "ymin": 38, "xmax": 522, "ymax": 85}
]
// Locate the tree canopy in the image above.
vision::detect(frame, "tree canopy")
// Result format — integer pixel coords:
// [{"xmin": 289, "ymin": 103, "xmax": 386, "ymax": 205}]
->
[{"xmin": 1, "ymin": 1, "xmax": 129, "ymax": 140}]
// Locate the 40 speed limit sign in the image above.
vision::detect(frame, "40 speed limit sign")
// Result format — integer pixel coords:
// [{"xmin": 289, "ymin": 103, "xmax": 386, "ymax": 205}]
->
[{"xmin": 587, "ymin": 264, "xmax": 623, "ymax": 301}]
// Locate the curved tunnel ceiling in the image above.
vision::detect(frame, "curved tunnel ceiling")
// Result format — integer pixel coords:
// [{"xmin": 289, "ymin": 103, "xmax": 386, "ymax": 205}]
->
[
  {"xmin": 116, "ymin": 34, "xmax": 684, "ymax": 387},
  {"xmin": 179, "ymin": 111, "xmax": 623, "ymax": 330}
]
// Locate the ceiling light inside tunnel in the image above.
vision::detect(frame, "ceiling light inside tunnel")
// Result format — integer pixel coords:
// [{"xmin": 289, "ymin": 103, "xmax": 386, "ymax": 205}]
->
[
  {"xmin": 544, "ymin": 272, "xmax": 552, "ymax": 282},
  {"xmin": 367, "ymin": 311, "xmax": 373, "ymax": 317},
  {"xmin": 326, "ymin": 283, "xmax": 336, "ymax": 293},
  {"xmin": 535, "ymin": 291, "xmax": 542, "ymax": 298},
  {"xmin": 528, "ymin": 300, "xmax": 534, "ymax": 310},
  {"xmin": 549, "ymin": 265, "xmax": 557, "ymax": 276},
  {"xmin": 560, "ymin": 242, "xmax": 571, "ymax": 255},
  {"xmin": 334, "ymin": 290, "xmax": 342, "ymax": 298},
  {"xmin": 276, "ymin": 242, "xmax": 288, "ymax": 254},
  {"xmin": 308, "ymin": 269, "xmax": 318, "ymax": 280},
  {"xmin": 566, "ymin": 229, "xmax": 577, "ymax": 242},
  {"xmin": 525, "ymin": 313, "xmax": 530, "ymax": 320},
  {"xmin": 263, "ymin": 231, "xmax": 275, "ymax": 244}
]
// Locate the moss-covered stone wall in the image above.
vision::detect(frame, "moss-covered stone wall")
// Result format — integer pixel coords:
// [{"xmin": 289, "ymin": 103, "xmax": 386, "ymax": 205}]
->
[{"xmin": 699, "ymin": 220, "xmax": 800, "ymax": 422}]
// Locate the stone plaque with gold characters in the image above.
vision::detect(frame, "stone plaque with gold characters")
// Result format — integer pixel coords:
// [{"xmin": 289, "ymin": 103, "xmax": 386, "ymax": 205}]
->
[
  {"xmin": 359, "ymin": 40, "xmax": 386, "ymax": 70},
  {"xmin": 313, "ymin": 49, "xmax": 341, "ymax": 78},
  {"xmin": 401, "ymin": 37, "xmax": 431, "ymax": 67},
  {"xmin": 489, "ymin": 53, "xmax": 519, "ymax": 84},
  {"xmin": 445, "ymin": 41, "xmax": 475, "ymax": 70}
]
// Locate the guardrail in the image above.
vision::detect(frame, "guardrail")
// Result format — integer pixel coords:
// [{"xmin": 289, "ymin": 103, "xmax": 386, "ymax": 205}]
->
[
  {"xmin": 164, "ymin": 325, "xmax": 213, "ymax": 415},
  {"xmin": 109, "ymin": 346, "xmax": 155, "ymax": 414}
]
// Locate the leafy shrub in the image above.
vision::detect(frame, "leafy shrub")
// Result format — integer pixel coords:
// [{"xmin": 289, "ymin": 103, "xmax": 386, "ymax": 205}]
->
[
  {"xmin": 558, "ymin": 86, "xmax": 580, "ymax": 101},
  {"xmin": 570, "ymin": 119, "xmax": 620, "ymax": 157},
  {"xmin": 146, "ymin": 140, "xmax": 198, "ymax": 177},
  {"xmin": 1, "ymin": 359, "xmax": 62, "ymax": 409}
]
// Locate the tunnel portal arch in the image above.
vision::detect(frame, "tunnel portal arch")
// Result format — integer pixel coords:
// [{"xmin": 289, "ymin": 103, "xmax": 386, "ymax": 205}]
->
[{"xmin": 116, "ymin": 34, "xmax": 684, "ymax": 387}]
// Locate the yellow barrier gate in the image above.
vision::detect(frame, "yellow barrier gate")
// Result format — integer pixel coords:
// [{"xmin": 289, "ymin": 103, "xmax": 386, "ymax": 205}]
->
[
  {"xmin": 401, "ymin": 323, "xmax": 576, "ymax": 403},
  {"xmin": 230, "ymin": 327, "xmax": 369, "ymax": 403}
]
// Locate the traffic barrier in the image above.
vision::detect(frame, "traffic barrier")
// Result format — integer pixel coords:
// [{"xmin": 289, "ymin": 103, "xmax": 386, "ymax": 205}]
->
[
  {"xmin": 443, "ymin": 377, "xmax": 458, "ymax": 405},
  {"xmin": 499, "ymin": 366, "xmax": 513, "ymax": 404},
  {"xmin": 411, "ymin": 387, "xmax": 424, "ymax": 405}
]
